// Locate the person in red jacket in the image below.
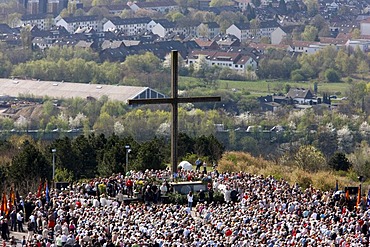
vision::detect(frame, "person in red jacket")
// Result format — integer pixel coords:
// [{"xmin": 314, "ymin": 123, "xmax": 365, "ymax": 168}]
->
[{"xmin": 126, "ymin": 178, "xmax": 133, "ymax": 198}]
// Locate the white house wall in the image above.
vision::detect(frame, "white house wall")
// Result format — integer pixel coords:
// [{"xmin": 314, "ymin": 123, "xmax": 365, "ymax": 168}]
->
[
  {"xmin": 360, "ymin": 22, "xmax": 370, "ymax": 36},
  {"xmin": 103, "ymin": 20, "xmax": 116, "ymax": 31},
  {"xmin": 152, "ymin": 24, "xmax": 166, "ymax": 37},
  {"xmin": 271, "ymin": 27, "xmax": 286, "ymax": 45},
  {"xmin": 226, "ymin": 25, "xmax": 242, "ymax": 40}
]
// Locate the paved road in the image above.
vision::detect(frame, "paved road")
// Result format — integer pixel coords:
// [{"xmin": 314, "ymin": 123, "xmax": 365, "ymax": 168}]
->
[{"xmin": 4, "ymin": 230, "xmax": 27, "ymax": 246}]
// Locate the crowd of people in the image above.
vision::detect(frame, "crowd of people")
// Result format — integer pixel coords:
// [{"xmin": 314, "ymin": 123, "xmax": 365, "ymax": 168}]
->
[{"xmin": 1, "ymin": 167, "xmax": 369, "ymax": 246}]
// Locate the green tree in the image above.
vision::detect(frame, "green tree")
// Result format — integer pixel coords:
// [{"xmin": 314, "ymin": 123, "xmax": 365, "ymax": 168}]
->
[
  {"xmin": 20, "ymin": 26, "xmax": 32, "ymax": 50},
  {"xmin": 304, "ymin": 0, "xmax": 318, "ymax": 16},
  {"xmin": 301, "ymin": 25, "xmax": 318, "ymax": 41},
  {"xmin": 194, "ymin": 135, "xmax": 224, "ymax": 162},
  {"xmin": 97, "ymin": 134, "xmax": 126, "ymax": 176},
  {"xmin": 348, "ymin": 141, "xmax": 370, "ymax": 179},
  {"xmin": 325, "ymin": 69, "xmax": 340, "ymax": 82},
  {"xmin": 93, "ymin": 111, "xmax": 115, "ymax": 135},
  {"xmin": 294, "ymin": 145, "xmax": 327, "ymax": 172},
  {"xmin": 239, "ymin": 136, "xmax": 258, "ymax": 154},
  {"xmin": 7, "ymin": 13, "xmax": 21, "ymax": 27},
  {"xmin": 10, "ymin": 141, "xmax": 50, "ymax": 191},
  {"xmin": 357, "ymin": 60, "xmax": 369, "ymax": 79},
  {"xmin": 209, "ymin": 0, "xmax": 233, "ymax": 7},
  {"xmin": 315, "ymin": 130, "xmax": 337, "ymax": 160},
  {"xmin": 178, "ymin": 133, "xmax": 195, "ymax": 160},
  {"xmin": 134, "ymin": 138, "xmax": 167, "ymax": 171},
  {"xmin": 72, "ymin": 135, "xmax": 97, "ymax": 178},
  {"xmin": 351, "ymin": 28, "xmax": 361, "ymax": 39},
  {"xmin": 52, "ymin": 137, "xmax": 79, "ymax": 180},
  {"xmin": 328, "ymin": 152, "xmax": 351, "ymax": 171}
]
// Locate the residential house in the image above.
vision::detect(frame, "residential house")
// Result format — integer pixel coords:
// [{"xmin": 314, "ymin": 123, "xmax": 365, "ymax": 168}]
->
[
  {"xmin": 20, "ymin": 13, "xmax": 56, "ymax": 30},
  {"xmin": 151, "ymin": 19, "xmax": 189, "ymax": 38},
  {"xmin": 198, "ymin": 0, "xmax": 211, "ymax": 9},
  {"xmin": 103, "ymin": 17, "xmax": 155, "ymax": 36},
  {"xmin": 346, "ymin": 39, "xmax": 370, "ymax": 52},
  {"xmin": 270, "ymin": 27, "xmax": 286, "ymax": 45},
  {"xmin": 196, "ymin": 22, "xmax": 220, "ymax": 39},
  {"xmin": 258, "ymin": 95, "xmax": 283, "ymax": 112},
  {"xmin": 226, "ymin": 20, "xmax": 280, "ymax": 42},
  {"xmin": 31, "ymin": 25, "xmax": 70, "ymax": 49},
  {"xmin": 214, "ymin": 34, "xmax": 241, "ymax": 49},
  {"xmin": 187, "ymin": 50, "xmax": 257, "ymax": 72},
  {"xmin": 32, "ymin": 36, "xmax": 55, "ymax": 49},
  {"xmin": 27, "ymin": 0, "xmax": 46, "ymax": 15},
  {"xmin": 287, "ymin": 41, "xmax": 323, "ymax": 54},
  {"xmin": 326, "ymin": 1, "xmax": 339, "ymax": 13},
  {"xmin": 99, "ymin": 40, "xmax": 192, "ymax": 62},
  {"xmin": 56, "ymin": 15, "xmax": 102, "ymax": 34},
  {"xmin": 83, "ymin": 4, "xmax": 131, "ymax": 15},
  {"xmin": 0, "ymin": 24, "xmax": 17, "ymax": 39},
  {"xmin": 360, "ymin": 17, "xmax": 370, "ymax": 35},
  {"xmin": 128, "ymin": 0, "xmax": 179, "ymax": 13},
  {"xmin": 227, "ymin": 46, "xmax": 261, "ymax": 59},
  {"xmin": 234, "ymin": 0, "xmax": 253, "ymax": 11},
  {"xmin": 47, "ymin": 0, "xmax": 68, "ymax": 14},
  {"xmin": 106, "ymin": 4, "xmax": 131, "ymax": 15},
  {"xmin": 286, "ymin": 88, "xmax": 315, "ymax": 104},
  {"xmin": 258, "ymin": 88, "xmax": 321, "ymax": 112},
  {"xmin": 194, "ymin": 38, "xmax": 219, "ymax": 50},
  {"xmin": 247, "ymin": 42, "xmax": 289, "ymax": 55},
  {"xmin": 75, "ymin": 40, "xmax": 96, "ymax": 49},
  {"xmin": 204, "ymin": 5, "xmax": 238, "ymax": 15},
  {"xmin": 101, "ymin": 40, "xmax": 126, "ymax": 50}
]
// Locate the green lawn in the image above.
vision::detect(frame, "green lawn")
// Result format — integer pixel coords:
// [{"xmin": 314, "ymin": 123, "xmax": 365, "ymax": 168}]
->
[
  {"xmin": 218, "ymin": 80, "xmax": 349, "ymax": 95},
  {"xmin": 179, "ymin": 77, "xmax": 351, "ymax": 96}
]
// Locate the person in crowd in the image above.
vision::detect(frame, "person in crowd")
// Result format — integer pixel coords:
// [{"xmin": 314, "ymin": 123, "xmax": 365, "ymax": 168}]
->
[
  {"xmin": 187, "ymin": 191, "xmax": 193, "ymax": 210},
  {"xmin": 195, "ymin": 158, "xmax": 202, "ymax": 171},
  {"xmin": 16, "ymin": 210, "xmax": 24, "ymax": 232},
  {"xmin": 1, "ymin": 219, "xmax": 9, "ymax": 241}
]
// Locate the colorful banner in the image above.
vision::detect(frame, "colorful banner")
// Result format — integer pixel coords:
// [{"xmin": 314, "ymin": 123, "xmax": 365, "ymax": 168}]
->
[
  {"xmin": 356, "ymin": 185, "xmax": 361, "ymax": 209},
  {"xmin": 9, "ymin": 187, "xmax": 15, "ymax": 212},
  {"xmin": 37, "ymin": 179, "xmax": 43, "ymax": 198},
  {"xmin": 45, "ymin": 181, "xmax": 50, "ymax": 203},
  {"xmin": 1, "ymin": 192, "xmax": 7, "ymax": 215}
]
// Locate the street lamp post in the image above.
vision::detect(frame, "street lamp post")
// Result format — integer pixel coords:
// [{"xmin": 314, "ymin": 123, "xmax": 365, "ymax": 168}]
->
[
  {"xmin": 125, "ymin": 145, "xmax": 131, "ymax": 174},
  {"xmin": 52, "ymin": 148, "xmax": 56, "ymax": 182},
  {"xmin": 358, "ymin": 175, "xmax": 364, "ymax": 200}
]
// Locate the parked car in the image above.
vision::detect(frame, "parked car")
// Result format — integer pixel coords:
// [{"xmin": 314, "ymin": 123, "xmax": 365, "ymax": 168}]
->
[
  {"xmin": 246, "ymin": 125, "xmax": 262, "ymax": 132},
  {"xmin": 270, "ymin": 125, "xmax": 284, "ymax": 133}
]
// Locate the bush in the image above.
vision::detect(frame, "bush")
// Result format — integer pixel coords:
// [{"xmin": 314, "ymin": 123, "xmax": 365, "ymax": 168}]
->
[
  {"xmin": 290, "ymin": 169, "xmax": 313, "ymax": 189},
  {"xmin": 311, "ymin": 171, "xmax": 337, "ymax": 192},
  {"xmin": 325, "ymin": 69, "xmax": 340, "ymax": 82},
  {"xmin": 291, "ymin": 69, "xmax": 306, "ymax": 81},
  {"xmin": 328, "ymin": 152, "xmax": 351, "ymax": 171}
]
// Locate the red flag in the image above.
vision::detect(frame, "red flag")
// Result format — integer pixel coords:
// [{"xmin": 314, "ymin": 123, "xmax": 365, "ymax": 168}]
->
[
  {"xmin": 9, "ymin": 187, "xmax": 15, "ymax": 212},
  {"xmin": 1, "ymin": 192, "xmax": 7, "ymax": 215},
  {"xmin": 345, "ymin": 189, "xmax": 350, "ymax": 200},
  {"xmin": 37, "ymin": 179, "xmax": 43, "ymax": 198},
  {"xmin": 356, "ymin": 185, "xmax": 361, "ymax": 210}
]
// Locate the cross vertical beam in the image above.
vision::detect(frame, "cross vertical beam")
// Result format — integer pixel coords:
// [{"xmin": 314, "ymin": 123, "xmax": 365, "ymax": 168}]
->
[
  {"xmin": 171, "ymin": 51, "xmax": 179, "ymax": 175},
  {"xmin": 128, "ymin": 50, "xmax": 221, "ymax": 176}
]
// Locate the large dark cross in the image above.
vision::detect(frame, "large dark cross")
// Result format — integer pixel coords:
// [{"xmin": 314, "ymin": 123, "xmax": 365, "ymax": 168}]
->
[{"xmin": 128, "ymin": 50, "xmax": 221, "ymax": 175}]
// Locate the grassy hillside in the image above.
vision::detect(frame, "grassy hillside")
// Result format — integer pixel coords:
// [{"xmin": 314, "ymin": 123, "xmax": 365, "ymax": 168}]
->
[{"xmin": 218, "ymin": 151, "xmax": 363, "ymax": 191}]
